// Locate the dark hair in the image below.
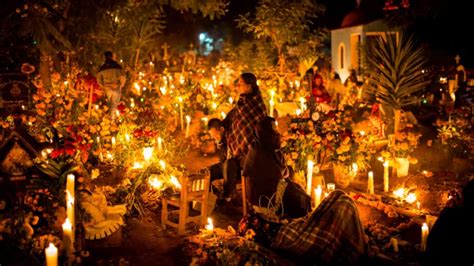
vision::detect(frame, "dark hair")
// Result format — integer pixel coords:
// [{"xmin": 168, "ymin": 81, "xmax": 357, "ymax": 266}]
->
[
  {"xmin": 240, "ymin": 72, "xmax": 259, "ymax": 93},
  {"xmin": 104, "ymin": 51, "xmax": 113, "ymax": 59},
  {"xmin": 207, "ymin": 118, "xmax": 224, "ymax": 130}
]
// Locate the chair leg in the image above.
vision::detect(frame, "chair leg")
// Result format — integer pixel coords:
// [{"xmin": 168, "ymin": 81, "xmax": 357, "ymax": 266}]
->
[
  {"xmin": 161, "ymin": 199, "xmax": 167, "ymax": 230},
  {"xmin": 178, "ymin": 201, "xmax": 187, "ymax": 235},
  {"xmin": 241, "ymin": 176, "xmax": 248, "ymax": 215}
]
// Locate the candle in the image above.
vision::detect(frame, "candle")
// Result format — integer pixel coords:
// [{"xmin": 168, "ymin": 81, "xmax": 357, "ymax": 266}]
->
[
  {"xmin": 228, "ymin": 97, "xmax": 234, "ymax": 104},
  {"xmin": 417, "ymin": 201, "xmax": 421, "ymax": 212},
  {"xmin": 157, "ymin": 137, "xmax": 163, "ymax": 152},
  {"xmin": 143, "ymin": 147, "xmax": 153, "ymax": 161},
  {"xmin": 45, "ymin": 243, "xmax": 58, "ymax": 266},
  {"xmin": 178, "ymin": 97, "xmax": 184, "ymax": 130},
  {"xmin": 421, "ymin": 222, "xmax": 429, "ymax": 251},
  {"xmin": 383, "ymin": 161, "xmax": 389, "ymax": 192},
  {"xmin": 125, "ymin": 133, "xmax": 131, "ymax": 143},
  {"xmin": 111, "ymin": 137, "xmax": 116, "ymax": 147},
  {"xmin": 205, "ymin": 217, "xmax": 214, "ymax": 232},
  {"xmin": 306, "ymin": 160, "xmax": 314, "ymax": 195},
  {"xmin": 62, "ymin": 218, "xmax": 73, "ymax": 256},
  {"xmin": 220, "ymin": 112, "xmax": 226, "ymax": 119},
  {"xmin": 314, "ymin": 185, "xmax": 322, "ymax": 209},
  {"xmin": 66, "ymin": 190, "xmax": 74, "ymax": 233},
  {"xmin": 391, "ymin": 237, "xmax": 399, "ymax": 252},
  {"xmin": 367, "ymin": 171, "xmax": 374, "ymax": 194},
  {"xmin": 66, "ymin": 174, "xmax": 75, "ymax": 199},
  {"xmin": 269, "ymin": 99, "xmax": 274, "ymax": 117},
  {"xmin": 296, "ymin": 108, "xmax": 301, "ymax": 116},
  {"xmin": 299, "ymin": 97, "xmax": 305, "ymax": 111},
  {"xmin": 185, "ymin": 115, "xmax": 191, "ymax": 138},
  {"xmin": 327, "ymin": 183, "xmax": 335, "ymax": 192}
]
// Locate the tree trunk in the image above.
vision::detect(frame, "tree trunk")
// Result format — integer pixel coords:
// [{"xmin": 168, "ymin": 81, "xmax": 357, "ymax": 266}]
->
[
  {"xmin": 134, "ymin": 47, "xmax": 141, "ymax": 70},
  {"xmin": 39, "ymin": 52, "xmax": 52, "ymax": 91}
]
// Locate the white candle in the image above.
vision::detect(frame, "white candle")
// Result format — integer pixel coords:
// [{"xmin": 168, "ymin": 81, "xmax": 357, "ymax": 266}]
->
[
  {"xmin": 111, "ymin": 137, "xmax": 116, "ymax": 147},
  {"xmin": 269, "ymin": 99, "xmax": 274, "ymax": 117},
  {"xmin": 383, "ymin": 161, "xmax": 389, "ymax": 192},
  {"xmin": 157, "ymin": 137, "xmax": 163, "ymax": 152},
  {"xmin": 228, "ymin": 97, "xmax": 233, "ymax": 104},
  {"xmin": 314, "ymin": 185, "xmax": 322, "ymax": 209},
  {"xmin": 421, "ymin": 222, "xmax": 429, "ymax": 251},
  {"xmin": 185, "ymin": 115, "xmax": 191, "ymax": 138},
  {"xmin": 62, "ymin": 218, "xmax": 73, "ymax": 255},
  {"xmin": 306, "ymin": 160, "xmax": 314, "ymax": 195},
  {"xmin": 66, "ymin": 190, "xmax": 74, "ymax": 233},
  {"xmin": 327, "ymin": 183, "xmax": 335, "ymax": 192},
  {"xmin": 367, "ymin": 171, "xmax": 374, "ymax": 194},
  {"xmin": 296, "ymin": 108, "xmax": 301, "ymax": 116},
  {"xmin": 45, "ymin": 243, "xmax": 58, "ymax": 266},
  {"xmin": 143, "ymin": 147, "xmax": 153, "ymax": 161},
  {"xmin": 205, "ymin": 217, "xmax": 214, "ymax": 232},
  {"xmin": 66, "ymin": 174, "xmax": 75, "ymax": 199},
  {"xmin": 299, "ymin": 97, "xmax": 305, "ymax": 111},
  {"xmin": 125, "ymin": 133, "xmax": 130, "ymax": 143},
  {"xmin": 178, "ymin": 97, "xmax": 184, "ymax": 130}
]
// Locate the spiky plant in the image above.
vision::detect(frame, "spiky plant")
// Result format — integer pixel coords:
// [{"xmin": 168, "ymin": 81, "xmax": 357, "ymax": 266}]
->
[{"xmin": 366, "ymin": 33, "xmax": 429, "ymax": 136}]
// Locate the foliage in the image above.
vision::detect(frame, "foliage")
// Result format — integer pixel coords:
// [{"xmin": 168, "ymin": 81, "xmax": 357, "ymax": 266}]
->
[
  {"xmin": 366, "ymin": 33, "xmax": 429, "ymax": 110},
  {"xmin": 237, "ymin": 0, "xmax": 326, "ymax": 72}
]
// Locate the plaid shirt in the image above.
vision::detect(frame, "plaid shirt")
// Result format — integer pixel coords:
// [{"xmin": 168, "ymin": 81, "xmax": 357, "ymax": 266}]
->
[
  {"xmin": 272, "ymin": 190, "xmax": 368, "ymax": 265},
  {"xmin": 226, "ymin": 91, "xmax": 267, "ymax": 159}
]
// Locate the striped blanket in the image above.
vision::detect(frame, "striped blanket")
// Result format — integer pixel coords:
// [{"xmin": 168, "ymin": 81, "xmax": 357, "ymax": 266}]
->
[{"xmin": 272, "ymin": 190, "xmax": 368, "ymax": 265}]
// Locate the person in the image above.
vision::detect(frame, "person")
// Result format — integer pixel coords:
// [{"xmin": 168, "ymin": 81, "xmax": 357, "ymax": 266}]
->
[
  {"xmin": 243, "ymin": 116, "xmax": 311, "ymax": 219},
  {"xmin": 425, "ymin": 179, "xmax": 474, "ymax": 265},
  {"xmin": 311, "ymin": 73, "xmax": 331, "ymax": 104},
  {"xmin": 96, "ymin": 51, "xmax": 126, "ymax": 117},
  {"xmin": 224, "ymin": 73, "xmax": 267, "ymax": 201},
  {"xmin": 206, "ymin": 118, "xmax": 236, "ymax": 200},
  {"xmin": 238, "ymin": 190, "xmax": 368, "ymax": 265}
]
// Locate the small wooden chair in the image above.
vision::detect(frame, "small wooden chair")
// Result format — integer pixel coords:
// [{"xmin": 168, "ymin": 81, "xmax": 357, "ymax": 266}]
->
[{"xmin": 161, "ymin": 170, "xmax": 210, "ymax": 235}]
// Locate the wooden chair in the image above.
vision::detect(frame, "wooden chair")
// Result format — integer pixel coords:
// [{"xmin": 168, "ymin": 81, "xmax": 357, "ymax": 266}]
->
[
  {"xmin": 161, "ymin": 170, "xmax": 210, "ymax": 235},
  {"xmin": 241, "ymin": 175, "xmax": 248, "ymax": 215}
]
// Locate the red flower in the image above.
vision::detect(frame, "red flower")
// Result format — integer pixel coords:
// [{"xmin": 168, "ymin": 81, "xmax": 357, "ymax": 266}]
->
[
  {"xmin": 65, "ymin": 142, "xmax": 77, "ymax": 156},
  {"xmin": 50, "ymin": 148, "xmax": 65, "ymax": 158}
]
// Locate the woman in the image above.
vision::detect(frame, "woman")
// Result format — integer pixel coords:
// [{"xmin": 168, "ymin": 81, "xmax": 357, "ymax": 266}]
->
[
  {"xmin": 224, "ymin": 73, "xmax": 267, "ymax": 200},
  {"xmin": 311, "ymin": 73, "xmax": 331, "ymax": 104}
]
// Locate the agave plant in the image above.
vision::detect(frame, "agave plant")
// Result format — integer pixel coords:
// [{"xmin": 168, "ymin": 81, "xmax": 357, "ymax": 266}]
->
[{"xmin": 366, "ymin": 33, "xmax": 429, "ymax": 137}]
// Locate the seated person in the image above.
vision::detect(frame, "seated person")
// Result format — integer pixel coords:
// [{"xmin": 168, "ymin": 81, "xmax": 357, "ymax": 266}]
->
[
  {"xmin": 207, "ymin": 118, "xmax": 241, "ymax": 203},
  {"xmin": 311, "ymin": 74, "xmax": 331, "ymax": 104},
  {"xmin": 243, "ymin": 116, "xmax": 311, "ymax": 219},
  {"xmin": 239, "ymin": 190, "xmax": 368, "ymax": 265},
  {"xmin": 425, "ymin": 179, "xmax": 474, "ymax": 265}
]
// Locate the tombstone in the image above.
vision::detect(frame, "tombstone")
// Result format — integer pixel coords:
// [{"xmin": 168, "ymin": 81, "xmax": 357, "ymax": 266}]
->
[{"xmin": 0, "ymin": 73, "xmax": 32, "ymax": 115}]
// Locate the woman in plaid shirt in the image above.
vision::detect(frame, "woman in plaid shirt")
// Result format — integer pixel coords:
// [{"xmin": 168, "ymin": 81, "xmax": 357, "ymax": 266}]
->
[{"xmin": 223, "ymin": 73, "xmax": 267, "ymax": 201}]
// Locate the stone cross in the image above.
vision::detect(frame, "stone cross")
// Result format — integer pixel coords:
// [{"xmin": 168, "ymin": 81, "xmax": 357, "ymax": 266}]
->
[
  {"xmin": 162, "ymin": 42, "xmax": 170, "ymax": 61},
  {"xmin": 455, "ymin": 54, "xmax": 460, "ymax": 65}
]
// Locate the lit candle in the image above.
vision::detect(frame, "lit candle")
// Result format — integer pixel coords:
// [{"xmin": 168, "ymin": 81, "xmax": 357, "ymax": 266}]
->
[
  {"xmin": 178, "ymin": 97, "xmax": 184, "ymax": 130},
  {"xmin": 421, "ymin": 222, "xmax": 429, "ymax": 251},
  {"xmin": 125, "ymin": 133, "xmax": 130, "ymax": 143},
  {"xmin": 306, "ymin": 160, "xmax": 314, "ymax": 195},
  {"xmin": 299, "ymin": 97, "xmax": 305, "ymax": 111},
  {"xmin": 185, "ymin": 115, "xmax": 191, "ymax": 138},
  {"xmin": 367, "ymin": 171, "xmax": 374, "ymax": 194},
  {"xmin": 296, "ymin": 108, "xmax": 301, "ymax": 116},
  {"xmin": 228, "ymin": 97, "xmax": 234, "ymax": 104},
  {"xmin": 45, "ymin": 243, "xmax": 58, "ymax": 266},
  {"xmin": 111, "ymin": 137, "xmax": 116, "ymax": 147},
  {"xmin": 220, "ymin": 112, "xmax": 226, "ymax": 119},
  {"xmin": 62, "ymin": 218, "xmax": 73, "ymax": 256},
  {"xmin": 205, "ymin": 217, "xmax": 214, "ymax": 232},
  {"xmin": 270, "ymin": 90, "xmax": 275, "ymax": 102},
  {"xmin": 143, "ymin": 147, "xmax": 153, "ymax": 161},
  {"xmin": 314, "ymin": 185, "xmax": 322, "ymax": 209},
  {"xmin": 269, "ymin": 99, "xmax": 274, "ymax": 117},
  {"xmin": 66, "ymin": 174, "xmax": 75, "ymax": 199},
  {"xmin": 327, "ymin": 183, "xmax": 335, "ymax": 192},
  {"xmin": 157, "ymin": 137, "xmax": 163, "ymax": 152},
  {"xmin": 66, "ymin": 190, "xmax": 74, "ymax": 234},
  {"xmin": 383, "ymin": 161, "xmax": 389, "ymax": 192}
]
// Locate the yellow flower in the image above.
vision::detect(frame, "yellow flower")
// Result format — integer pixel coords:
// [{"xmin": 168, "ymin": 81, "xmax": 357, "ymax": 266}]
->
[
  {"xmin": 339, "ymin": 156, "xmax": 346, "ymax": 162},
  {"xmin": 336, "ymin": 147, "xmax": 344, "ymax": 154},
  {"xmin": 291, "ymin": 152, "xmax": 299, "ymax": 159}
]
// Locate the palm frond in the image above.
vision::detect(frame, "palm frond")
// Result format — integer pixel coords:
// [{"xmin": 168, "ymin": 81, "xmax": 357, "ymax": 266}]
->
[{"xmin": 367, "ymin": 33, "xmax": 429, "ymax": 110}]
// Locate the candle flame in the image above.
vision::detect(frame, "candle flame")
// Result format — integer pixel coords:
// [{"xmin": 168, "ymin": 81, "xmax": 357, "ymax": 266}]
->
[
  {"xmin": 132, "ymin": 162, "xmax": 143, "ymax": 169},
  {"xmin": 148, "ymin": 176, "xmax": 163, "ymax": 190},
  {"xmin": 205, "ymin": 217, "xmax": 214, "ymax": 231},
  {"xmin": 143, "ymin": 147, "xmax": 154, "ymax": 161},
  {"xmin": 159, "ymin": 159, "xmax": 166, "ymax": 170}
]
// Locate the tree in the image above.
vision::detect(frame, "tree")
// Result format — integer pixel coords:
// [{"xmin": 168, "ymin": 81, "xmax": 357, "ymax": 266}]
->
[
  {"xmin": 366, "ymin": 33, "xmax": 429, "ymax": 137},
  {"xmin": 237, "ymin": 0, "xmax": 325, "ymax": 74}
]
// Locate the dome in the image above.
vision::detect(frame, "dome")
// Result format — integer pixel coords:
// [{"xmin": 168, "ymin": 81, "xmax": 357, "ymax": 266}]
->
[{"xmin": 341, "ymin": 8, "xmax": 372, "ymax": 28}]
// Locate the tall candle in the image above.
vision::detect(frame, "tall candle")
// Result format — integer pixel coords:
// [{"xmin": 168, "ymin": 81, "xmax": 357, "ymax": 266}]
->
[
  {"xmin": 66, "ymin": 174, "xmax": 75, "ymax": 199},
  {"xmin": 383, "ymin": 161, "xmax": 389, "ymax": 192},
  {"xmin": 185, "ymin": 115, "xmax": 191, "ymax": 138},
  {"xmin": 299, "ymin": 97, "xmax": 305, "ymax": 111},
  {"xmin": 66, "ymin": 190, "xmax": 74, "ymax": 233},
  {"xmin": 421, "ymin": 222, "xmax": 429, "ymax": 251},
  {"xmin": 157, "ymin": 137, "xmax": 163, "ymax": 152},
  {"xmin": 62, "ymin": 218, "xmax": 73, "ymax": 255},
  {"xmin": 178, "ymin": 97, "xmax": 184, "ymax": 130},
  {"xmin": 269, "ymin": 99, "xmax": 274, "ymax": 117},
  {"xmin": 306, "ymin": 160, "xmax": 314, "ymax": 195},
  {"xmin": 367, "ymin": 171, "xmax": 374, "ymax": 194},
  {"xmin": 45, "ymin": 243, "xmax": 58, "ymax": 266},
  {"xmin": 314, "ymin": 185, "xmax": 322, "ymax": 209}
]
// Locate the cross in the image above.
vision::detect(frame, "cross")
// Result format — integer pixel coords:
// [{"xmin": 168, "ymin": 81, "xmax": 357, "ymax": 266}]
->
[
  {"xmin": 455, "ymin": 54, "xmax": 461, "ymax": 65},
  {"xmin": 162, "ymin": 42, "xmax": 170, "ymax": 60}
]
